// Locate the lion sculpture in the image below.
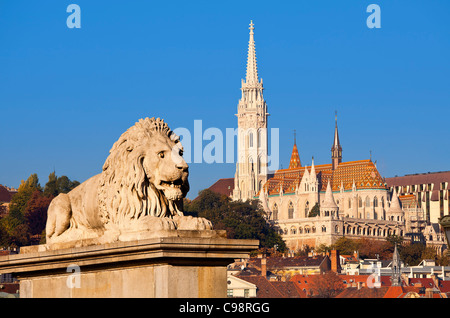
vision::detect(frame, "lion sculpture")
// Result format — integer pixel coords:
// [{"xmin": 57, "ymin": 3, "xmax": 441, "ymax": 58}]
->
[{"xmin": 46, "ymin": 117, "xmax": 212, "ymax": 245}]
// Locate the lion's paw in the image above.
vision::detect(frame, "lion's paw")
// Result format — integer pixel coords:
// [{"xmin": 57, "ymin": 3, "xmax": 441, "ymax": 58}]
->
[
  {"xmin": 137, "ymin": 216, "xmax": 177, "ymax": 231},
  {"xmin": 174, "ymin": 215, "xmax": 213, "ymax": 231}
]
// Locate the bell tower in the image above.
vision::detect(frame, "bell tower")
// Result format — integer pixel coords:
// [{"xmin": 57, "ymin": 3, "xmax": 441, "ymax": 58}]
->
[{"xmin": 233, "ymin": 21, "xmax": 269, "ymax": 201}]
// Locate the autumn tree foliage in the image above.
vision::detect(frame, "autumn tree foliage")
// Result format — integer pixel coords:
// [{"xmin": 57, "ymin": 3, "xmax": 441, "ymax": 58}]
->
[
  {"xmin": 0, "ymin": 173, "xmax": 79, "ymax": 248},
  {"xmin": 309, "ymin": 271, "xmax": 345, "ymax": 298}
]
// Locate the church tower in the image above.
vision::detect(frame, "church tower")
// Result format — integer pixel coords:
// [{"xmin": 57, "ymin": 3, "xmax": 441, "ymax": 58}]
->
[
  {"xmin": 233, "ymin": 21, "xmax": 269, "ymax": 201},
  {"xmin": 331, "ymin": 113, "xmax": 342, "ymax": 170},
  {"xmin": 391, "ymin": 243, "xmax": 402, "ymax": 286}
]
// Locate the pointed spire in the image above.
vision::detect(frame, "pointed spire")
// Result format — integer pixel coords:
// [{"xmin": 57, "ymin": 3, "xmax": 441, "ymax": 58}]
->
[
  {"xmin": 388, "ymin": 188, "xmax": 403, "ymax": 214},
  {"xmin": 288, "ymin": 131, "xmax": 301, "ymax": 169},
  {"xmin": 333, "ymin": 111, "xmax": 341, "ymax": 149},
  {"xmin": 391, "ymin": 243, "xmax": 402, "ymax": 286},
  {"xmin": 310, "ymin": 156, "xmax": 316, "ymax": 178},
  {"xmin": 332, "ymin": 111, "xmax": 342, "ymax": 170},
  {"xmin": 322, "ymin": 180, "xmax": 338, "ymax": 209},
  {"xmin": 245, "ymin": 20, "xmax": 259, "ymax": 85}
]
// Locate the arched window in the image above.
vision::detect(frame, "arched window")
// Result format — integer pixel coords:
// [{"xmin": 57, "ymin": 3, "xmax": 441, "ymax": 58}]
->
[
  {"xmin": 358, "ymin": 197, "xmax": 363, "ymax": 208},
  {"xmin": 312, "ymin": 226, "xmax": 316, "ymax": 233},
  {"xmin": 305, "ymin": 201, "xmax": 310, "ymax": 217},
  {"xmin": 365, "ymin": 196, "xmax": 370, "ymax": 207},
  {"xmin": 335, "ymin": 225, "xmax": 339, "ymax": 233},
  {"xmin": 322, "ymin": 225, "xmax": 326, "ymax": 233},
  {"xmin": 249, "ymin": 131, "xmax": 254, "ymax": 148},
  {"xmin": 373, "ymin": 196, "xmax": 378, "ymax": 207},
  {"xmin": 288, "ymin": 201, "xmax": 294, "ymax": 219},
  {"xmin": 381, "ymin": 196, "xmax": 385, "ymax": 207},
  {"xmin": 348, "ymin": 198, "xmax": 352, "ymax": 209},
  {"xmin": 272, "ymin": 203, "xmax": 278, "ymax": 221}
]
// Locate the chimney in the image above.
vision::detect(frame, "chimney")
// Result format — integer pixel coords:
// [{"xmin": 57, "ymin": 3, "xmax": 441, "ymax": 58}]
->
[
  {"xmin": 331, "ymin": 250, "xmax": 341, "ymax": 273},
  {"xmin": 261, "ymin": 256, "xmax": 267, "ymax": 278}
]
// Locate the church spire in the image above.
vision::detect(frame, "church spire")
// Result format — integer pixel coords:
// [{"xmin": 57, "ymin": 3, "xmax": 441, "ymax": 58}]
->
[
  {"xmin": 391, "ymin": 243, "xmax": 402, "ymax": 286},
  {"xmin": 331, "ymin": 112, "xmax": 342, "ymax": 170},
  {"xmin": 245, "ymin": 20, "xmax": 259, "ymax": 85},
  {"xmin": 288, "ymin": 130, "xmax": 301, "ymax": 169}
]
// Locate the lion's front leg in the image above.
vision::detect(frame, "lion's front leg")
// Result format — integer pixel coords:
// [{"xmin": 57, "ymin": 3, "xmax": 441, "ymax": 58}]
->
[
  {"xmin": 173, "ymin": 215, "xmax": 213, "ymax": 230},
  {"xmin": 117, "ymin": 216, "xmax": 178, "ymax": 241}
]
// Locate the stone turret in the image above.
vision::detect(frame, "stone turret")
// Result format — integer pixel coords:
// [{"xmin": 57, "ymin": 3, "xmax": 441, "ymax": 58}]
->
[
  {"xmin": 387, "ymin": 188, "xmax": 404, "ymax": 222},
  {"xmin": 321, "ymin": 180, "xmax": 339, "ymax": 218}
]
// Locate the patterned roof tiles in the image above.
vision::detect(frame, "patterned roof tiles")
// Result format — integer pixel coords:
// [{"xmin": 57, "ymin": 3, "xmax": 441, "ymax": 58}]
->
[{"xmin": 265, "ymin": 159, "xmax": 386, "ymax": 196}]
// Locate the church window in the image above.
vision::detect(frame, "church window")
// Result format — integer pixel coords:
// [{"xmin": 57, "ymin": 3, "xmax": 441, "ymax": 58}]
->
[
  {"xmin": 365, "ymin": 196, "xmax": 370, "ymax": 207},
  {"xmin": 335, "ymin": 225, "xmax": 339, "ymax": 233},
  {"xmin": 272, "ymin": 203, "xmax": 278, "ymax": 220},
  {"xmin": 348, "ymin": 198, "xmax": 352, "ymax": 209},
  {"xmin": 312, "ymin": 226, "xmax": 316, "ymax": 233},
  {"xmin": 305, "ymin": 201, "xmax": 309, "ymax": 217},
  {"xmin": 358, "ymin": 197, "xmax": 362, "ymax": 208},
  {"xmin": 322, "ymin": 225, "xmax": 326, "ymax": 233},
  {"xmin": 373, "ymin": 196, "xmax": 378, "ymax": 207},
  {"xmin": 249, "ymin": 132, "xmax": 254, "ymax": 148},
  {"xmin": 288, "ymin": 201, "xmax": 294, "ymax": 219}
]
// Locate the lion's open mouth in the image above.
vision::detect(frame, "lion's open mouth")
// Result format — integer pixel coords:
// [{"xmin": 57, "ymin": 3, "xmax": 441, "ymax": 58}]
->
[{"xmin": 159, "ymin": 179, "xmax": 183, "ymax": 189}]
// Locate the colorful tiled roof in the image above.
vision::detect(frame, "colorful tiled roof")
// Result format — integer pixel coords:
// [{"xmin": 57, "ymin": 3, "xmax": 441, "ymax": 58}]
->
[
  {"xmin": 264, "ymin": 159, "xmax": 386, "ymax": 196},
  {"xmin": 288, "ymin": 143, "xmax": 301, "ymax": 169}
]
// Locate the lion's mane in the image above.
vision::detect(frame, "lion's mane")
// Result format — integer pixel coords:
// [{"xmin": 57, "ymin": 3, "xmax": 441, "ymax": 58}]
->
[{"xmin": 97, "ymin": 117, "xmax": 183, "ymax": 228}]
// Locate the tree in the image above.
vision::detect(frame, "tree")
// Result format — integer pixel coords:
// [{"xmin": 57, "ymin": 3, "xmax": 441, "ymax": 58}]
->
[
  {"xmin": 331, "ymin": 237, "xmax": 358, "ymax": 255},
  {"xmin": 24, "ymin": 190, "xmax": 52, "ymax": 236},
  {"xmin": 185, "ymin": 189, "xmax": 286, "ymax": 252},
  {"xmin": 309, "ymin": 271, "xmax": 345, "ymax": 298},
  {"xmin": 0, "ymin": 172, "xmax": 79, "ymax": 248},
  {"xmin": 44, "ymin": 172, "xmax": 80, "ymax": 197},
  {"xmin": 308, "ymin": 203, "xmax": 320, "ymax": 217}
]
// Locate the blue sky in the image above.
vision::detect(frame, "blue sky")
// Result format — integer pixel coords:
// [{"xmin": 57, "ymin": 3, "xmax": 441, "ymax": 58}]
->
[{"xmin": 0, "ymin": 0, "xmax": 449, "ymax": 199}]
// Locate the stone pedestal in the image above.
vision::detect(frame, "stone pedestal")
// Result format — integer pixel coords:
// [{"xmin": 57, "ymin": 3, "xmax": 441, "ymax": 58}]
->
[{"xmin": 0, "ymin": 230, "xmax": 258, "ymax": 298}]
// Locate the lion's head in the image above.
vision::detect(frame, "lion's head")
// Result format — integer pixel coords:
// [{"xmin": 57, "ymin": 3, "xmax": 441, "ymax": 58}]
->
[{"xmin": 98, "ymin": 117, "xmax": 189, "ymax": 227}]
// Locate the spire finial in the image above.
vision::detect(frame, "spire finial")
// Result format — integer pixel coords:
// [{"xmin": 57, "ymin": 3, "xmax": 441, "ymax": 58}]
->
[
  {"xmin": 294, "ymin": 129, "xmax": 296, "ymax": 145},
  {"xmin": 245, "ymin": 20, "xmax": 258, "ymax": 85}
]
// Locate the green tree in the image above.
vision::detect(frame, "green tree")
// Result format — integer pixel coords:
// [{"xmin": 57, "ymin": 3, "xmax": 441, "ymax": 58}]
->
[
  {"xmin": 185, "ymin": 189, "xmax": 286, "ymax": 252},
  {"xmin": 308, "ymin": 203, "xmax": 320, "ymax": 217},
  {"xmin": 44, "ymin": 172, "xmax": 80, "ymax": 197},
  {"xmin": 330, "ymin": 237, "xmax": 358, "ymax": 255}
]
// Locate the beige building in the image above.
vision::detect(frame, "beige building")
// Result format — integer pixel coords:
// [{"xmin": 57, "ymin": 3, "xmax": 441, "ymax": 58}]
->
[
  {"xmin": 226, "ymin": 21, "xmax": 405, "ymax": 252},
  {"xmin": 210, "ymin": 22, "xmax": 447, "ymax": 253}
]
